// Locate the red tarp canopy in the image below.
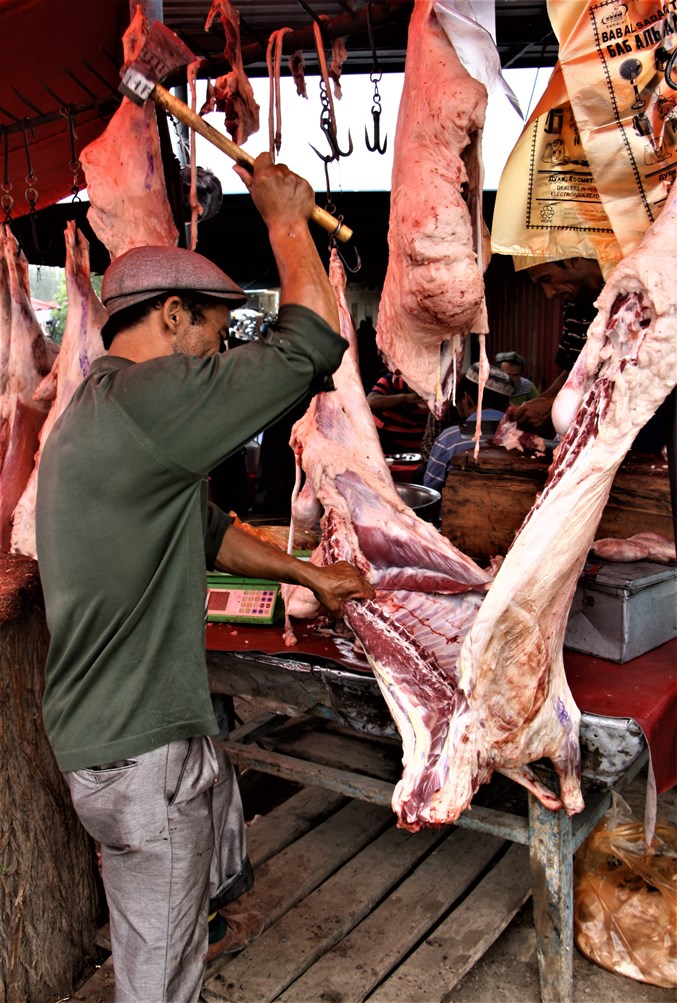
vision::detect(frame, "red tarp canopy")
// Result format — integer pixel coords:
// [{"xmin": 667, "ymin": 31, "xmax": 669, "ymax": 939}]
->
[{"xmin": 0, "ymin": 0, "xmax": 128, "ymax": 220}]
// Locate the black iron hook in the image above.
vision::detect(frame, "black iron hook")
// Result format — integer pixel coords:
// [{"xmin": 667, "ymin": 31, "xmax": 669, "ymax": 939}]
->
[
  {"xmin": 364, "ymin": 3, "xmax": 388, "ymax": 154},
  {"xmin": 330, "ymin": 225, "xmax": 362, "ymax": 274},
  {"xmin": 365, "ymin": 107, "xmax": 387, "ymax": 154}
]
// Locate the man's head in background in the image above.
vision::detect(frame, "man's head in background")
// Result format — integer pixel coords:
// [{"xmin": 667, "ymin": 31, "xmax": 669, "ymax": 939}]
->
[
  {"xmin": 526, "ymin": 257, "xmax": 603, "ymax": 307},
  {"xmin": 495, "ymin": 351, "xmax": 527, "ymax": 392}
]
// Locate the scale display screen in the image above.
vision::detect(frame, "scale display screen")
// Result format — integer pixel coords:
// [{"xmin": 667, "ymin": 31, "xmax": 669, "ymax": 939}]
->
[{"xmin": 206, "ymin": 574, "xmax": 282, "ymax": 625}]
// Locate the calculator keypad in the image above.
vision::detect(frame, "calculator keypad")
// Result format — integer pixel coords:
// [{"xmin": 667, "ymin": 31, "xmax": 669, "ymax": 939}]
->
[{"xmin": 207, "ymin": 587, "xmax": 277, "ymax": 622}]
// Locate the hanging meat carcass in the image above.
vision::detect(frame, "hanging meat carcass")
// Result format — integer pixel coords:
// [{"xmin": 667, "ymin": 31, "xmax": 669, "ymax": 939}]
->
[
  {"xmin": 0, "ymin": 228, "xmax": 52, "ymax": 552},
  {"xmin": 284, "ymin": 250, "xmax": 491, "ymax": 810},
  {"xmin": 284, "ymin": 250, "xmax": 491, "ymax": 633},
  {"xmin": 80, "ymin": 6, "xmax": 178, "ymax": 259},
  {"xmin": 11, "ymin": 223, "xmax": 106, "ymax": 558},
  {"xmin": 396, "ymin": 179, "xmax": 677, "ymax": 830},
  {"xmin": 377, "ymin": 0, "xmax": 488, "ymax": 416}
]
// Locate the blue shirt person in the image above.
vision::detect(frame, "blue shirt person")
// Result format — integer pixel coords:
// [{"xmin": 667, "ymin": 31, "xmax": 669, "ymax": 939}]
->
[{"xmin": 424, "ymin": 363, "xmax": 513, "ymax": 494}]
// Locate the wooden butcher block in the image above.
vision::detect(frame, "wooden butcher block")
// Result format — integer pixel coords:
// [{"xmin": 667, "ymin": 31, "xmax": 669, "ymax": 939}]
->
[{"xmin": 441, "ymin": 446, "xmax": 673, "ymax": 559}]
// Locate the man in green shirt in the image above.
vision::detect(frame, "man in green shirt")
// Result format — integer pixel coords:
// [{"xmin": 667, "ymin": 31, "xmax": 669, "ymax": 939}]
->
[{"xmin": 36, "ymin": 153, "xmax": 373, "ymax": 1002}]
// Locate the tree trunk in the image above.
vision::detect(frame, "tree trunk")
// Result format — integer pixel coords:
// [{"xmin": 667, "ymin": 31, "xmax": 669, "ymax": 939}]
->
[{"xmin": 1, "ymin": 554, "xmax": 101, "ymax": 1003}]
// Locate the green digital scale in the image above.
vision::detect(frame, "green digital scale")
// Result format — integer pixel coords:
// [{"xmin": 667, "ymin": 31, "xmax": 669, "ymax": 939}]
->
[{"xmin": 206, "ymin": 572, "xmax": 284, "ymax": 625}]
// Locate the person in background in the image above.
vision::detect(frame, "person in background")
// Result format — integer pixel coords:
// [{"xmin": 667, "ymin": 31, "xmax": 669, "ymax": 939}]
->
[
  {"xmin": 367, "ymin": 370, "xmax": 429, "ymax": 455},
  {"xmin": 509, "ymin": 257, "xmax": 603, "ymax": 433},
  {"xmin": 356, "ymin": 315, "xmax": 384, "ymax": 394},
  {"xmin": 424, "ymin": 363, "xmax": 513, "ymax": 493},
  {"xmin": 35, "ymin": 153, "xmax": 374, "ymax": 1003},
  {"xmin": 494, "ymin": 350, "xmax": 540, "ymax": 406}
]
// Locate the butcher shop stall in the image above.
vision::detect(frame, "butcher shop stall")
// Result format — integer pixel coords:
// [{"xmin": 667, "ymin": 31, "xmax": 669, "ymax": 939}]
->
[{"xmin": 1, "ymin": 1, "xmax": 676, "ymax": 1001}]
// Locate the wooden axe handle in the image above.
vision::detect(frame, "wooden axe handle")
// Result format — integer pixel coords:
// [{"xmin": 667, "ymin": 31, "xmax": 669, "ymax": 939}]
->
[{"xmin": 152, "ymin": 85, "xmax": 353, "ymax": 244}]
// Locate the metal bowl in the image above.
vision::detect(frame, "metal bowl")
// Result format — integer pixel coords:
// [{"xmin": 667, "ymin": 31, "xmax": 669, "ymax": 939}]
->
[{"xmin": 395, "ymin": 482, "xmax": 441, "ymax": 522}]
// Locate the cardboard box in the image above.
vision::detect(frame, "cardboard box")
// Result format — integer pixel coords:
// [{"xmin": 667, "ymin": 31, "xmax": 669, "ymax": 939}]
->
[{"xmin": 564, "ymin": 560, "xmax": 677, "ymax": 663}]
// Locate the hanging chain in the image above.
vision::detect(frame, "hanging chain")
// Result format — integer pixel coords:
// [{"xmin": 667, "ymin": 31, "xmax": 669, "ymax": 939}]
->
[
  {"xmin": 66, "ymin": 107, "xmax": 82, "ymax": 202},
  {"xmin": 22, "ymin": 120, "xmax": 39, "ymax": 214},
  {"xmin": 370, "ymin": 70, "xmax": 383, "ymax": 119},
  {"xmin": 1, "ymin": 128, "xmax": 13, "ymax": 223}
]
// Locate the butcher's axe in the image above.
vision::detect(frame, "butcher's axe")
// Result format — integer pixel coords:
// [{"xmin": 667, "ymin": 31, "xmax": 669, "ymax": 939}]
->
[{"xmin": 119, "ymin": 21, "xmax": 352, "ymax": 243}]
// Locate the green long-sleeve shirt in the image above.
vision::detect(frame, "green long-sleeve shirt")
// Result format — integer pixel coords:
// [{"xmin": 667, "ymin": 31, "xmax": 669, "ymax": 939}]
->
[{"xmin": 36, "ymin": 304, "xmax": 345, "ymax": 772}]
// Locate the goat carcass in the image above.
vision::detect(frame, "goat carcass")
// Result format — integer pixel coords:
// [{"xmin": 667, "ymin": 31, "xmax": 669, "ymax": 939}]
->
[
  {"xmin": 0, "ymin": 228, "xmax": 51, "ymax": 552},
  {"xmin": 406, "ymin": 179, "xmax": 677, "ymax": 830},
  {"xmin": 11, "ymin": 223, "xmax": 106, "ymax": 558}
]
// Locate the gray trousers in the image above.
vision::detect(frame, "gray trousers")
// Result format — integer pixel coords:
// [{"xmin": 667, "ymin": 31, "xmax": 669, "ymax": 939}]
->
[{"xmin": 65, "ymin": 737, "xmax": 252, "ymax": 1003}]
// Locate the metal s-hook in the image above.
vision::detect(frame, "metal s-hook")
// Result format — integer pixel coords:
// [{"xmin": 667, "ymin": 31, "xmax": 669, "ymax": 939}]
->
[
  {"xmin": 21, "ymin": 120, "xmax": 50, "ymax": 256},
  {"xmin": 309, "ymin": 21, "xmax": 353, "ymax": 164},
  {"xmin": 328, "ymin": 218, "xmax": 362, "ymax": 274},
  {"xmin": 365, "ymin": 73, "xmax": 387, "ymax": 154},
  {"xmin": 364, "ymin": 1, "xmax": 388, "ymax": 154}
]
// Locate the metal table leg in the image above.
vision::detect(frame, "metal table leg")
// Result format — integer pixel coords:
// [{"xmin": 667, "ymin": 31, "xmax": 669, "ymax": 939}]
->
[{"xmin": 528, "ymin": 794, "xmax": 574, "ymax": 1003}]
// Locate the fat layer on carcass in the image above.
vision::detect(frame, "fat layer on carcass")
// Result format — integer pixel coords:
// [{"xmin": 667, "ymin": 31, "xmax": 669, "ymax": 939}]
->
[
  {"xmin": 80, "ymin": 7, "xmax": 178, "ymax": 259},
  {"xmin": 406, "ymin": 180, "xmax": 677, "ymax": 831},
  {"xmin": 0, "ymin": 228, "xmax": 51, "ymax": 551},
  {"xmin": 11, "ymin": 223, "xmax": 106, "ymax": 558},
  {"xmin": 377, "ymin": 0, "xmax": 488, "ymax": 416}
]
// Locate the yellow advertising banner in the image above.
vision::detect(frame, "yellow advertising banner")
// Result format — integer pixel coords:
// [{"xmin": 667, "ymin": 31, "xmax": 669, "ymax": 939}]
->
[
  {"xmin": 552, "ymin": 0, "xmax": 677, "ymax": 255},
  {"xmin": 492, "ymin": 0, "xmax": 676, "ymax": 268}
]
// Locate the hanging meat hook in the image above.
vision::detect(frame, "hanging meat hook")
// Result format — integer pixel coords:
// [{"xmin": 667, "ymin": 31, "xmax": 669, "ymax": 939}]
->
[
  {"xmin": 1, "ymin": 128, "xmax": 14, "ymax": 224},
  {"xmin": 309, "ymin": 20, "xmax": 352, "ymax": 163},
  {"xmin": 364, "ymin": 1, "xmax": 387, "ymax": 154},
  {"xmin": 64, "ymin": 106, "xmax": 82, "ymax": 202},
  {"xmin": 21, "ymin": 119, "xmax": 50, "ymax": 256}
]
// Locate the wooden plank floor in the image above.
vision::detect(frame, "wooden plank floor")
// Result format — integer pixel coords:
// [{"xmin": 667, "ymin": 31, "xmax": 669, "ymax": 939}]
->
[{"xmin": 74, "ymin": 722, "xmax": 532, "ymax": 1003}]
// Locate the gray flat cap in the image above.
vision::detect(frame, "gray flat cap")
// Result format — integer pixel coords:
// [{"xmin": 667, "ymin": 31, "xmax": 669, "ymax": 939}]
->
[
  {"xmin": 101, "ymin": 245, "xmax": 247, "ymax": 318},
  {"xmin": 465, "ymin": 362, "xmax": 513, "ymax": 397}
]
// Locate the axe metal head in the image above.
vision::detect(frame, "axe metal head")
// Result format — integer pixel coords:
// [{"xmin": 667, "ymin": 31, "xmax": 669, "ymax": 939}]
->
[{"xmin": 119, "ymin": 20, "xmax": 196, "ymax": 105}]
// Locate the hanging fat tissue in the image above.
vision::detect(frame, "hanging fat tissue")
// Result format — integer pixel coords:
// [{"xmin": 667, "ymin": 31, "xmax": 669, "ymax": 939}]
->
[{"xmin": 377, "ymin": 0, "xmax": 489, "ymax": 416}]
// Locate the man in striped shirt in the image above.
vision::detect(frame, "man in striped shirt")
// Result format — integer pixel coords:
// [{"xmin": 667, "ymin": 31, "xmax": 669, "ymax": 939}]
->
[
  {"xmin": 367, "ymin": 371, "xmax": 429, "ymax": 455},
  {"xmin": 423, "ymin": 363, "xmax": 513, "ymax": 494}
]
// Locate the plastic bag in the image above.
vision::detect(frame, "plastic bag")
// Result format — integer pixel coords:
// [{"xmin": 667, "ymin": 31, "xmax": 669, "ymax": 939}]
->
[{"xmin": 574, "ymin": 792, "xmax": 677, "ymax": 988}]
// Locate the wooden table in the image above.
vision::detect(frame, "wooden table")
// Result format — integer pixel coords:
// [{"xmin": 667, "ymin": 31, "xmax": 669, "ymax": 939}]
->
[{"xmin": 207, "ymin": 624, "xmax": 674, "ymax": 1003}]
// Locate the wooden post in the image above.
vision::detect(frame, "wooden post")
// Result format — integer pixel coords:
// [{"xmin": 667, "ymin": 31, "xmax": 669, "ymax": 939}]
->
[
  {"xmin": 528, "ymin": 794, "xmax": 574, "ymax": 1003},
  {"xmin": 0, "ymin": 555, "xmax": 101, "ymax": 1003}
]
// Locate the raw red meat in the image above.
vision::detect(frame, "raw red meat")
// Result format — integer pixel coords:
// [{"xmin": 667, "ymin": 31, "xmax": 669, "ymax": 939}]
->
[{"xmin": 593, "ymin": 533, "xmax": 675, "ymax": 564}]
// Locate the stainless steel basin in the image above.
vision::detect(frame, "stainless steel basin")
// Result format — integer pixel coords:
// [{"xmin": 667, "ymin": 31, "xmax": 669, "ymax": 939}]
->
[{"xmin": 395, "ymin": 482, "xmax": 441, "ymax": 522}]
